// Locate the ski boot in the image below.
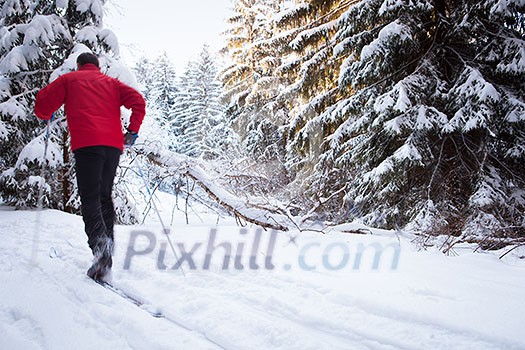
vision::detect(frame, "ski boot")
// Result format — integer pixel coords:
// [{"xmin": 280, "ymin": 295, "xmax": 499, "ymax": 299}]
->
[{"xmin": 87, "ymin": 237, "xmax": 113, "ymax": 281}]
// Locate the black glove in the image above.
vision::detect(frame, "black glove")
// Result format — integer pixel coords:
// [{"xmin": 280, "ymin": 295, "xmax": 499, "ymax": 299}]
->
[{"xmin": 124, "ymin": 130, "xmax": 138, "ymax": 147}]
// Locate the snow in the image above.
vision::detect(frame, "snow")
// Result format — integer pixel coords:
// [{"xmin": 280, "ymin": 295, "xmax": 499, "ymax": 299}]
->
[
  {"xmin": 405, "ymin": 200, "xmax": 441, "ymax": 234},
  {"xmin": 0, "ymin": 98, "xmax": 26, "ymax": 120},
  {"xmin": 74, "ymin": 27, "xmax": 120, "ymax": 56},
  {"xmin": 104, "ymin": 60, "xmax": 138, "ymax": 90},
  {"xmin": 152, "ymin": 147, "xmax": 291, "ymax": 231},
  {"xmin": 55, "ymin": 0, "xmax": 68, "ymax": 9},
  {"xmin": 7, "ymin": 48, "xmax": 29, "ymax": 72},
  {"xmin": 364, "ymin": 158, "xmax": 394, "ymax": 183},
  {"xmin": 15, "ymin": 129, "xmax": 63, "ymax": 168},
  {"xmin": 505, "ymin": 95, "xmax": 525, "ymax": 122},
  {"xmin": 75, "ymin": 0, "xmax": 103, "ymax": 18},
  {"xmin": 23, "ymin": 15, "xmax": 70, "ymax": 47},
  {"xmin": 383, "ymin": 116, "xmax": 403, "ymax": 133},
  {"xmin": 379, "ymin": 0, "xmax": 404, "ymax": 15},
  {"xmin": 27, "ymin": 175, "xmax": 46, "ymax": 187},
  {"xmin": 74, "ymin": 26, "xmax": 98, "ymax": 46},
  {"xmin": 469, "ymin": 174, "xmax": 503, "ymax": 208},
  {"xmin": 381, "ymin": 104, "xmax": 448, "ymax": 135},
  {"xmin": 0, "ymin": 0, "xmax": 29, "ymax": 18},
  {"xmin": 496, "ymin": 38, "xmax": 525, "ymax": 76},
  {"xmin": 455, "ymin": 67, "xmax": 500, "ymax": 102},
  {"xmin": 374, "ymin": 80, "xmax": 412, "ymax": 115},
  {"xmin": 334, "ymin": 38, "xmax": 355, "ymax": 58},
  {"xmin": 363, "ymin": 140, "xmax": 422, "ymax": 183},
  {"xmin": 444, "ymin": 67, "xmax": 501, "ymax": 133},
  {"xmin": 0, "ymin": 25, "xmax": 21, "ymax": 50},
  {"xmin": 98, "ymin": 28, "xmax": 120, "ymax": 56},
  {"xmin": 393, "ymin": 142, "xmax": 422, "ymax": 162},
  {"xmin": 0, "ymin": 14, "xmax": 71, "ymax": 73},
  {"xmin": 488, "ymin": 0, "xmax": 525, "ymax": 15},
  {"xmin": 505, "ymin": 143, "xmax": 525, "ymax": 158},
  {"xmin": 1, "ymin": 205, "xmax": 524, "ymax": 349},
  {"xmin": 415, "ymin": 105, "xmax": 447, "ymax": 130},
  {"xmin": 360, "ymin": 21, "xmax": 411, "ymax": 61},
  {"xmin": 378, "ymin": 0, "xmax": 433, "ymax": 15},
  {"xmin": 462, "ymin": 212, "xmax": 502, "ymax": 237}
]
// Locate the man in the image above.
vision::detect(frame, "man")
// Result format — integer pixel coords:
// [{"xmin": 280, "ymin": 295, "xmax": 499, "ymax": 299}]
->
[{"xmin": 34, "ymin": 52, "xmax": 146, "ymax": 281}]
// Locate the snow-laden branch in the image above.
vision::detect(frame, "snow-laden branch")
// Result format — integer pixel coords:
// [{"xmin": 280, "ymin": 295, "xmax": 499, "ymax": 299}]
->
[{"xmin": 138, "ymin": 145, "xmax": 290, "ymax": 231}]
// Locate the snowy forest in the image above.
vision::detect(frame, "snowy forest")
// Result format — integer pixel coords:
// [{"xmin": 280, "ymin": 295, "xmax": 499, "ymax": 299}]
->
[{"xmin": 0, "ymin": 0, "xmax": 524, "ymax": 250}]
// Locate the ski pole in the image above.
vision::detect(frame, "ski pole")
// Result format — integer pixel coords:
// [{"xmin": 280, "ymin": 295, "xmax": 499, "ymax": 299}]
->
[
  {"xmin": 135, "ymin": 156, "xmax": 186, "ymax": 277},
  {"xmin": 32, "ymin": 113, "xmax": 54, "ymax": 266}
]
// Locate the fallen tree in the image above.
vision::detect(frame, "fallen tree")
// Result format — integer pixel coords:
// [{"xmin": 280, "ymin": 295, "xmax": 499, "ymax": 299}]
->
[{"xmin": 134, "ymin": 145, "xmax": 291, "ymax": 231}]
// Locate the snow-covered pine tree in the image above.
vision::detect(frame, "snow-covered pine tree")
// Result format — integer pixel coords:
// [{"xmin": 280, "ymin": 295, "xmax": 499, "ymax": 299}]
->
[
  {"xmin": 149, "ymin": 52, "xmax": 177, "ymax": 124},
  {"xmin": 0, "ymin": 0, "xmax": 138, "ymax": 223},
  {"xmin": 271, "ymin": 0, "xmax": 354, "ymax": 204},
  {"xmin": 171, "ymin": 45, "xmax": 234, "ymax": 160},
  {"xmin": 221, "ymin": 0, "xmax": 280, "ymax": 106},
  {"xmin": 0, "ymin": 0, "xmax": 82, "ymax": 211},
  {"xmin": 220, "ymin": 0, "xmax": 351, "ymax": 204},
  {"xmin": 170, "ymin": 61, "xmax": 193, "ymax": 155},
  {"xmin": 133, "ymin": 55, "xmax": 155, "ymax": 100},
  {"xmin": 282, "ymin": 0, "xmax": 525, "ymax": 242},
  {"xmin": 221, "ymin": 0, "xmax": 286, "ymax": 160},
  {"xmin": 132, "ymin": 53, "xmax": 177, "ymax": 149},
  {"xmin": 128, "ymin": 54, "xmax": 182, "ymax": 203},
  {"xmin": 192, "ymin": 45, "xmax": 232, "ymax": 160},
  {"xmin": 223, "ymin": 0, "xmax": 524, "ymax": 243}
]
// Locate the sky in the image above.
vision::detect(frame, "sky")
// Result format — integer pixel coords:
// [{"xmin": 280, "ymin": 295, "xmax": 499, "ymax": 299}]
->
[{"xmin": 104, "ymin": 0, "xmax": 233, "ymax": 73}]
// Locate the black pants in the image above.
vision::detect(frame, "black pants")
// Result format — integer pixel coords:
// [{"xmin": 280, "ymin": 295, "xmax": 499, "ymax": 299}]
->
[{"xmin": 74, "ymin": 146, "xmax": 121, "ymax": 254}]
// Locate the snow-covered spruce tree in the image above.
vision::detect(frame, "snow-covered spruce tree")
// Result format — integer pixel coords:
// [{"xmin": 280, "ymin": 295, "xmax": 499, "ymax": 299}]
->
[
  {"xmin": 130, "ymin": 54, "xmax": 183, "ymax": 196},
  {"xmin": 171, "ymin": 45, "xmax": 235, "ymax": 160},
  {"xmin": 266, "ymin": 0, "xmax": 355, "ymax": 208},
  {"xmin": 221, "ymin": 0, "xmax": 287, "ymax": 160},
  {"xmin": 149, "ymin": 52, "xmax": 177, "ymax": 124},
  {"xmin": 170, "ymin": 61, "xmax": 193, "ymax": 155},
  {"xmin": 0, "ymin": 1, "xmax": 61, "ymax": 207},
  {"xmin": 132, "ymin": 53, "xmax": 178, "ymax": 149},
  {"xmin": 133, "ymin": 55, "xmax": 155, "ymax": 100},
  {"xmin": 220, "ymin": 0, "xmax": 354, "ymax": 204},
  {"xmin": 0, "ymin": 0, "xmax": 79, "ymax": 211},
  {"xmin": 0, "ymin": 0, "xmax": 138, "ymax": 223},
  {"xmin": 285, "ymin": 0, "xmax": 524, "ymax": 242}
]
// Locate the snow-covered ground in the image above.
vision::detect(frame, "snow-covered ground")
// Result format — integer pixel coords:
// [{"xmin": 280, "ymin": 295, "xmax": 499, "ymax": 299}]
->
[{"xmin": 1, "ymin": 204, "xmax": 524, "ymax": 350}]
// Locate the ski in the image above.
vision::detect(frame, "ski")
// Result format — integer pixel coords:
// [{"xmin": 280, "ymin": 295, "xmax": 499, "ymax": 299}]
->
[{"xmin": 93, "ymin": 279, "xmax": 164, "ymax": 318}]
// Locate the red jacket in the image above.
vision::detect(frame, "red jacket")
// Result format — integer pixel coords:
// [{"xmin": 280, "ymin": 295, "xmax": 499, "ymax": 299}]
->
[{"xmin": 34, "ymin": 64, "xmax": 146, "ymax": 151}]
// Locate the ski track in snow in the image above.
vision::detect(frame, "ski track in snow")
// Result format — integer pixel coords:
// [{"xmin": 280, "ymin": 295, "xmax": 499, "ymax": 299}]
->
[{"xmin": 1, "ymin": 207, "xmax": 524, "ymax": 350}]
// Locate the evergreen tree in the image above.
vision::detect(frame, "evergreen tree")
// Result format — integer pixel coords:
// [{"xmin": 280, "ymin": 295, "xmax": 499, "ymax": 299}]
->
[
  {"xmin": 132, "ymin": 53, "xmax": 177, "ymax": 148},
  {"xmin": 221, "ymin": 0, "xmax": 348, "ymax": 201},
  {"xmin": 133, "ymin": 55, "xmax": 154, "ymax": 100},
  {"xmin": 222, "ymin": 0, "xmax": 525, "ymax": 242},
  {"xmin": 149, "ymin": 52, "xmax": 177, "ymax": 124},
  {"xmin": 221, "ymin": 0, "xmax": 285, "ymax": 159},
  {"xmin": 170, "ymin": 61, "xmax": 196, "ymax": 155},
  {"xmin": 320, "ymin": 0, "xmax": 525, "ymax": 241},
  {"xmin": 0, "ymin": 1, "xmax": 69, "ymax": 209},
  {"xmin": 129, "ymin": 54, "xmax": 182, "ymax": 198},
  {"xmin": 0, "ymin": 0, "xmax": 138, "ymax": 223},
  {"xmin": 172, "ymin": 45, "xmax": 235, "ymax": 160}
]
